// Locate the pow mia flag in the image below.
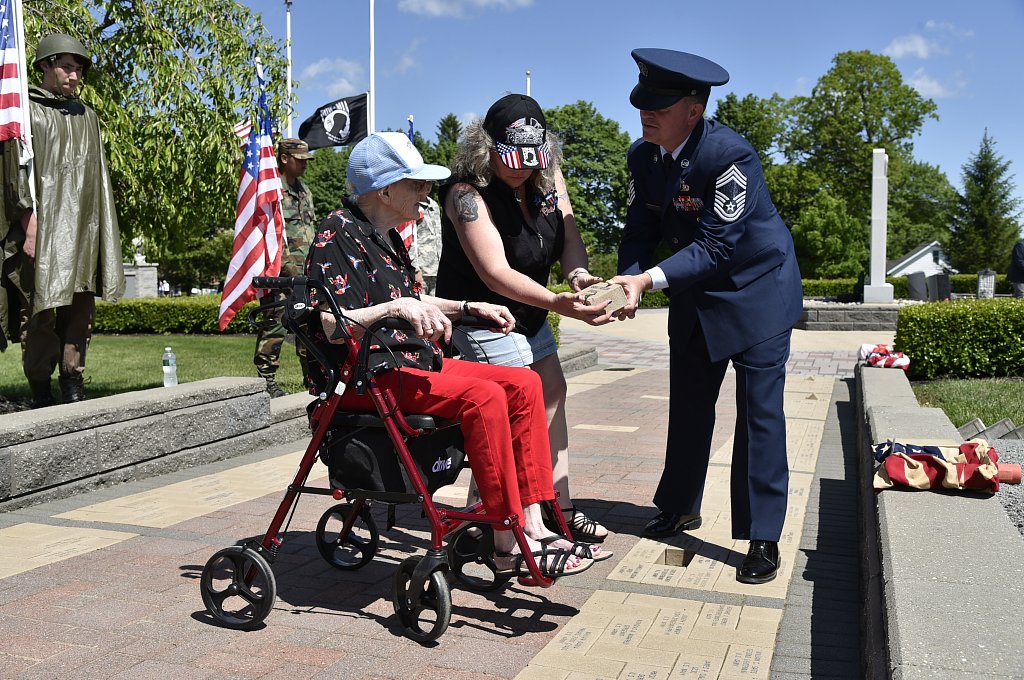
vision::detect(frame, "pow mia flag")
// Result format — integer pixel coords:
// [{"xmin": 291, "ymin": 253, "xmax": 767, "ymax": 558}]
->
[{"xmin": 298, "ymin": 93, "xmax": 368, "ymax": 150}]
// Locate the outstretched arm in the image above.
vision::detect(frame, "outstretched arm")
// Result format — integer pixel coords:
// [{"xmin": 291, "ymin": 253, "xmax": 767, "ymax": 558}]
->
[{"xmin": 444, "ymin": 181, "xmax": 612, "ymax": 325}]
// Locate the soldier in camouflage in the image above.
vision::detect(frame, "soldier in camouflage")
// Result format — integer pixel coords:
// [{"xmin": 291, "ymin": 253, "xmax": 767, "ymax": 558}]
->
[
  {"xmin": 408, "ymin": 195, "xmax": 442, "ymax": 295},
  {"xmin": 253, "ymin": 138, "xmax": 316, "ymax": 397}
]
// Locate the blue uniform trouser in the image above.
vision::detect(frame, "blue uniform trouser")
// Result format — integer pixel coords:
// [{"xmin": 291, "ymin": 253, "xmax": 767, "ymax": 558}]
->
[{"xmin": 653, "ymin": 322, "xmax": 791, "ymax": 541}]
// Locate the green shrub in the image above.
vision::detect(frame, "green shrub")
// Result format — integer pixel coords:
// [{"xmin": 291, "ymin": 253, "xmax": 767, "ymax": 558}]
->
[
  {"xmin": 895, "ymin": 298, "xmax": 1024, "ymax": 379},
  {"xmin": 96, "ymin": 295, "xmax": 257, "ymax": 334},
  {"xmin": 802, "ymin": 278, "xmax": 858, "ymax": 297}
]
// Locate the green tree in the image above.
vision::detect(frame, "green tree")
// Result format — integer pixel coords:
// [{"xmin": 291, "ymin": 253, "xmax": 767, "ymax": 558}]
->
[
  {"xmin": 887, "ymin": 159, "xmax": 956, "ymax": 260},
  {"xmin": 790, "ymin": 189, "xmax": 868, "ymax": 278},
  {"xmin": 543, "ymin": 101, "xmax": 632, "ymax": 253},
  {"xmin": 713, "ymin": 92, "xmax": 787, "ymax": 168},
  {"xmin": 159, "ymin": 228, "xmax": 233, "ymax": 293},
  {"xmin": 426, "ymin": 113, "xmax": 462, "ymax": 170},
  {"xmin": 787, "ymin": 51, "xmax": 938, "ymax": 221},
  {"xmin": 23, "ymin": 0, "xmax": 289, "ymax": 262},
  {"xmin": 760, "ymin": 163, "xmax": 822, "ymax": 231},
  {"xmin": 303, "ymin": 146, "xmax": 350, "ymax": 217},
  {"xmin": 949, "ymin": 131, "xmax": 1022, "ymax": 273}
]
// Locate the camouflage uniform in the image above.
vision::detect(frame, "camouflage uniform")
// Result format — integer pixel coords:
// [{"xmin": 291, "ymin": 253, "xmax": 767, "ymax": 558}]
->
[
  {"xmin": 253, "ymin": 169, "xmax": 317, "ymax": 384},
  {"xmin": 408, "ymin": 196, "xmax": 442, "ymax": 295}
]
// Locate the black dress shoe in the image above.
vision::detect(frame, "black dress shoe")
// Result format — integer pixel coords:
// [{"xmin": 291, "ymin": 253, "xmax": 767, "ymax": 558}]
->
[
  {"xmin": 737, "ymin": 540, "xmax": 780, "ymax": 584},
  {"xmin": 642, "ymin": 512, "xmax": 702, "ymax": 538}
]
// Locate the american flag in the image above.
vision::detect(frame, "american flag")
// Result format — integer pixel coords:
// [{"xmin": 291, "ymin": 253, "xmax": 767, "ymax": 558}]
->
[
  {"xmin": 0, "ymin": 0, "xmax": 25, "ymax": 142},
  {"xmin": 537, "ymin": 141, "xmax": 551, "ymax": 168},
  {"xmin": 217, "ymin": 67, "xmax": 284, "ymax": 331},
  {"xmin": 396, "ymin": 219, "xmax": 416, "ymax": 250},
  {"xmin": 496, "ymin": 141, "xmax": 522, "ymax": 169}
]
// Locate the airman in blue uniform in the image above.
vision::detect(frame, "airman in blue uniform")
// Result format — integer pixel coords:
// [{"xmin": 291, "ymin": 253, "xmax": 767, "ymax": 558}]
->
[{"xmin": 612, "ymin": 48, "xmax": 803, "ymax": 584}]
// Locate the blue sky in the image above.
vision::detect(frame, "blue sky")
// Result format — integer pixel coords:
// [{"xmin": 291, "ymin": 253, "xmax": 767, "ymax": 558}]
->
[{"xmin": 244, "ymin": 0, "xmax": 1024, "ymax": 211}]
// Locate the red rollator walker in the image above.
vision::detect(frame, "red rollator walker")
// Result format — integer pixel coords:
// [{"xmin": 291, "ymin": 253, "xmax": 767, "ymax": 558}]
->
[{"xmin": 199, "ymin": 276, "xmax": 575, "ymax": 643}]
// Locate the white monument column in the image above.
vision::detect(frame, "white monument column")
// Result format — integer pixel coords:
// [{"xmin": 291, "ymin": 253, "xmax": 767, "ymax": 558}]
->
[{"xmin": 863, "ymin": 148, "xmax": 894, "ymax": 303}]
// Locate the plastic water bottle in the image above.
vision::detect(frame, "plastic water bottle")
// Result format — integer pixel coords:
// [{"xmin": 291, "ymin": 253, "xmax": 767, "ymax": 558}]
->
[{"xmin": 162, "ymin": 346, "xmax": 178, "ymax": 387}]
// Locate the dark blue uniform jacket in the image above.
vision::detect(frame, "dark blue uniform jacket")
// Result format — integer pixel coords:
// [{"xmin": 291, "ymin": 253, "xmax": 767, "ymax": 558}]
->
[{"xmin": 619, "ymin": 117, "xmax": 803, "ymax": 362}]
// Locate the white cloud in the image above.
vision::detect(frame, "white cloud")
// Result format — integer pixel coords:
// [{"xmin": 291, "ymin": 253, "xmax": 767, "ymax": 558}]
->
[
  {"xmin": 907, "ymin": 68, "xmax": 953, "ymax": 98},
  {"xmin": 884, "ymin": 34, "xmax": 942, "ymax": 59},
  {"xmin": 884, "ymin": 20, "xmax": 974, "ymax": 60},
  {"xmin": 393, "ymin": 38, "xmax": 424, "ymax": 75},
  {"xmin": 924, "ymin": 20, "xmax": 975, "ymax": 39},
  {"xmin": 300, "ymin": 58, "xmax": 364, "ymax": 98},
  {"xmin": 398, "ymin": 0, "xmax": 534, "ymax": 18}
]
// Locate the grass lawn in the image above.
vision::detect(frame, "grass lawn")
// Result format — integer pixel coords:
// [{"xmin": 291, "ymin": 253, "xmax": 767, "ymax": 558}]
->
[
  {"xmin": 911, "ymin": 377, "xmax": 1024, "ymax": 430},
  {"xmin": 0, "ymin": 333, "xmax": 308, "ymax": 403}
]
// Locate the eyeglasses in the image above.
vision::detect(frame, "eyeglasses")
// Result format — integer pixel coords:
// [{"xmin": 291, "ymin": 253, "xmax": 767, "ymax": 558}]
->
[{"xmin": 406, "ymin": 178, "xmax": 433, "ymax": 192}]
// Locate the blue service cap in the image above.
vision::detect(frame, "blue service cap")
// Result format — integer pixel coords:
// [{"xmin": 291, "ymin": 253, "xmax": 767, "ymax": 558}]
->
[{"xmin": 629, "ymin": 48, "xmax": 729, "ymax": 110}]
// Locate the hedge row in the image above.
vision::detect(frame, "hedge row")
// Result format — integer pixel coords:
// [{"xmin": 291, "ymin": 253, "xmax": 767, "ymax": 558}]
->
[
  {"xmin": 895, "ymin": 298, "xmax": 1024, "ymax": 380},
  {"xmin": 95, "ymin": 295, "xmax": 258, "ymax": 334},
  {"xmin": 802, "ymin": 274, "xmax": 1012, "ymax": 299},
  {"xmin": 95, "ymin": 295, "xmax": 564, "ymax": 341}
]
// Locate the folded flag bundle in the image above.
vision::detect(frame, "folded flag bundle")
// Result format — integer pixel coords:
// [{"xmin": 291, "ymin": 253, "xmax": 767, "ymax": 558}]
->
[
  {"xmin": 858, "ymin": 343, "xmax": 910, "ymax": 370},
  {"xmin": 872, "ymin": 439, "xmax": 1021, "ymax": 493}
]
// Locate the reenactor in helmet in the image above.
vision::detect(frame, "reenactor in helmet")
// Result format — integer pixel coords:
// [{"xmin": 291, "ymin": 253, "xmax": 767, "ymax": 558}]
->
[
  {"xmin": 1, "ymin": 34, "xmax": 124, "ymax": 407},
  {"xmin": 252, "ymin": 138, "xmax": 317, "ymax": 397}
]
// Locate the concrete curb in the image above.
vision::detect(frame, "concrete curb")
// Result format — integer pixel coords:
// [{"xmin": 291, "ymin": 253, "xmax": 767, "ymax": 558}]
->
[{"xmin": 856, "ymin": 364, "xmax": 1024, "ymax": 677}]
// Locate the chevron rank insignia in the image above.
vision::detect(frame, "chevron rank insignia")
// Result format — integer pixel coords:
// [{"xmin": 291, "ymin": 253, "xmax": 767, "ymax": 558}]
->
[{"xmin": 713, "ymin": 164, "xmax": 746, "ymax": 222}]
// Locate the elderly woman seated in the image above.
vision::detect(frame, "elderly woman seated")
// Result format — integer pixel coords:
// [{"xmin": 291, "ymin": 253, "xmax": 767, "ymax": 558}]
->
[{"xmin": 303, "ymin": 132, "xmax": 608, "ymax": 578}]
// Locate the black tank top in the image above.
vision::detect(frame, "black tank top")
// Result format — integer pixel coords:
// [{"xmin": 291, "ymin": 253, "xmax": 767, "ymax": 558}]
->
[{"xmin": 436, "ymin": 179, "xmax": 565, "ymax": 337}]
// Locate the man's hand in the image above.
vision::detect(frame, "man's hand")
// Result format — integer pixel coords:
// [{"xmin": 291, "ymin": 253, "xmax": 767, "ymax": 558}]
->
[
  {"xmin": 21, "ymin": 211, "xmax": 37, "ymax": 260},
  {"xmin": 608, "ymin": 273, "xmax": 652, "ymax": 320}
]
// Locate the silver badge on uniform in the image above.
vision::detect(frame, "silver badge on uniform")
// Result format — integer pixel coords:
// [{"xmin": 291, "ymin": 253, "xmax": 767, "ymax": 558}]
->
[{"xmin": 714, "ymin": 164, "xmax": 747, "ymax": 222}]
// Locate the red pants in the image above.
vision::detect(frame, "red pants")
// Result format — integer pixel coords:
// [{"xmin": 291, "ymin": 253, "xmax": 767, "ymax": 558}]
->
[{"xmin": 339, "ymin": 358, "xmax": 554, "ymax": 524}]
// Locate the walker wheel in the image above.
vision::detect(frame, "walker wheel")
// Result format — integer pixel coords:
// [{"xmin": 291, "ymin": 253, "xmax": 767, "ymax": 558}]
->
[
  {"xmin": 392, "ymin": 557, "xmax": 451, "ymax": 644},
  {"xmin": 200, "ymin": 545, "xmax": 276, "ymax": 630},
  {"xmin": 315, "ymin": 503, "xmax": 379, "ymax": 570},
  {"xmin": 447, "ymin": 522, "xmax": 511, "ymax": 592}
]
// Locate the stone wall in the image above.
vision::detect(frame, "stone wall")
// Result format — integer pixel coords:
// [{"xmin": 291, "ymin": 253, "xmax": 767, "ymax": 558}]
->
[
  {"xmin": 798, "ymin": 303, "xmax": 900, "ymax": 331},
  {"xmin": 0, "ymin": 378, "xmax": 311, "ymax": 511}
]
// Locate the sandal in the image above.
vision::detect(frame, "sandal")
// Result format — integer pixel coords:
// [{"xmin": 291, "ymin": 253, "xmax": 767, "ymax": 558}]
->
[
  {"xmin": 539, "ymin": 535, "xmax": 613, "ymax": 562},
  {"xmin": 543, "ymin": 504, "xmax": 608, "ymax": 544},
  {"xmin": 494, "ymin": 545, "xmax": 593, "ymax": 579}
]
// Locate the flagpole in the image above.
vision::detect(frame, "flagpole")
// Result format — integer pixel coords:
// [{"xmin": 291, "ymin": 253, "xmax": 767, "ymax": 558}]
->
[
  {"xmin": 285, "ymin": 0, "xmax": 293, "ymax": 137},
  {"xmin": 368, "ymin": 0, "xmax": 375, "ymax": 134},
  {"xmin": 12, "ymin": 0, "xmax": 34, "ymax": 207},
  {"xmin": 526, "ymin": 70, "xmax": 531, "ymax": 97}
]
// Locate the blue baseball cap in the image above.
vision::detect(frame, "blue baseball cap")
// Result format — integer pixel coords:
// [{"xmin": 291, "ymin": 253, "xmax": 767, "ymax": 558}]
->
[
  {"xmin": 629, "ymin": 48, "xmax": 730, "ymax": 110},
  {"xmin": 347, "ymin": 132, "xmax": 451, "ymax": 195}
]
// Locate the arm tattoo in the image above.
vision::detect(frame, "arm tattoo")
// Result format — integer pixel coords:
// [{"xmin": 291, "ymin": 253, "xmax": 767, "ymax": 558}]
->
[{"xmin": 453, "ymin": 186, "xmax": 479, "ymax": 223}]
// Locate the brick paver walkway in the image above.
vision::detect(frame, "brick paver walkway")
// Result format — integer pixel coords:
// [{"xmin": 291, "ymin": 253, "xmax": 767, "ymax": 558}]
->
[{"xmin": 0, "ymin": 327, "xmax": 865, "ymax": 679}]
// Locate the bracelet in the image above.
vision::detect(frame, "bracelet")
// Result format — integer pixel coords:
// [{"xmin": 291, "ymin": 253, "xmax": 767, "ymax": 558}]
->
[
  {"xmin": 461, "ymin": 300, "xmax": 471, "ymax": 317},
  {"xmin": 567, "ymin": 267, "xmax": 588, "ymax": 280}
]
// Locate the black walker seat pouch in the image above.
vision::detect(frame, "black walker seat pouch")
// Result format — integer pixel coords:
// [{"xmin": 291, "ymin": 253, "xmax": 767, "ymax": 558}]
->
[{"xmin": 318, "ymin": 412, "xmax": 467, "ymax": 495}]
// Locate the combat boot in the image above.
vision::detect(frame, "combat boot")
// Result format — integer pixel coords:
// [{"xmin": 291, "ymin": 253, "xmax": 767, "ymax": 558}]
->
[
  {"xmin": 30, "ymin": 379, "xmax": 56, "ymax": 409},
  {"xmin": 59, "ymin": 374, "xmax": 85, "ymax": 403},
  {"xmin": 264, "ymin": 374, "xmax": 288, "ymax": 398}
]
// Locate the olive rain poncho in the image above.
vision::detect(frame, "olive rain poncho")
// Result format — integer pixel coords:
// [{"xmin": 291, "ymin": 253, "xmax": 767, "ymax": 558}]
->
[{"xmin": 0, "ymin": 86, "xmax": 124, "ymax": 349}]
